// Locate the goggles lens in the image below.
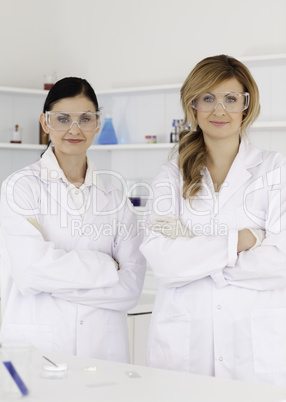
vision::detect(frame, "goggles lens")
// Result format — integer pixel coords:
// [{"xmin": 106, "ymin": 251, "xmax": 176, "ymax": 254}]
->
[
  {"xmin": 46, "ymin": 111, "xmax": 102, "ymax": 132},
  {"xmin": 191, "ymin": 91, "xmax": 249, "ymax": 113}
]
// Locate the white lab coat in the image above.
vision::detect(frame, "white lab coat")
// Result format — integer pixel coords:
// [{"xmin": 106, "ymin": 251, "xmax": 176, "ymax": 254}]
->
[
  {"xmin": 0, "ymin": 148, "xmax": 146, "ymax": 363},
  {"xmin": 140, "ymin": 138, "xmax": 286, "ymax": 386}
]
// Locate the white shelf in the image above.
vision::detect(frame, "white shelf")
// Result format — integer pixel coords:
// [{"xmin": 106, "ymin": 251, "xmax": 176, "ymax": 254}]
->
[
  {"xmin": 0, "ymin": 84, "xmax": 181, "ymax": 97},
  {"xmin": 0, "ymin": 143, "xmax": 46, "ymax": 150},
  {"xmin": 251, "ymin": 121, "xmax": 286, "ymax": 129},
  {"xmin": 0, "ymin": 54, "xmax": 285, "ymax": 158},
  {"xmin": 1, "ymin": 121, "xmax": 286, "ymax": 151},
  {"xmin": 239, "ymin": 54, "xmax": 286, "ymax": 63},
  {"xmin": 96, "ymin": 83, "xmax": 181, "ymax": 95},
  {"xmin": 90, "ymin": 143, "xmax": 175, "ymax": 150},
  {"xmin": 0, "ymin": 142, "xmax": 175, "ymax": 151},
  {"xmin": 0, "ymin": 53, "xmax": 285, "ymax": 97},
  {"xmin": 0, "ymin": 86, "xmax": 47, "ymax": 96}
]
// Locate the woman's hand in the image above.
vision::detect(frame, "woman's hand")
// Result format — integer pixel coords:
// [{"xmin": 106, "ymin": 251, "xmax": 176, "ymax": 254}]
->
[
  {"xmin": 149, "ymin": 216, "xmax": 193, "ymax": 239},
  {"xmin": 237, "ymin": 229, "xmax": 257, "ymax": 253}
]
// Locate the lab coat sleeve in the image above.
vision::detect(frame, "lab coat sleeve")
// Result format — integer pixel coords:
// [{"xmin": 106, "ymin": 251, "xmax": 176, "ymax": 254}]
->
[
  {"xmin": 222, "ymin": 162, "xmax": 286, "ymax": 291},
  {"xmin": 51, "ymin": 204, "xmax": 146, "ymax": 311},
  {"xmin": 0, "ymin": 173, "xmax": 119, "ymax": 296},
  {"xmin": 139, "ymin": 162, "xmax": 238, "ymax": 288}
]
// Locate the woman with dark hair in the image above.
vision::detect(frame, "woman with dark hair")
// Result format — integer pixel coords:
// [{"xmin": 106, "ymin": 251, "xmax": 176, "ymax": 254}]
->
[
  {"xmin": 140, "ymin": 55, "xmax": 286, "ymax": 385},
  {"xmin": 0, "ymin": 77, "xmax": 146, "ymax": 362}
]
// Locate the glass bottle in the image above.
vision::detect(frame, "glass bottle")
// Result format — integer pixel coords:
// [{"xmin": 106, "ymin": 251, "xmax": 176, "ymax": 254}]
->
[
  {"xmin": 10, "ymin": 124, "xmax": 22, "ymax": 143},
  {"xmin": 98, "ymin": 116, "xmax": 118, "ymax": 145}
]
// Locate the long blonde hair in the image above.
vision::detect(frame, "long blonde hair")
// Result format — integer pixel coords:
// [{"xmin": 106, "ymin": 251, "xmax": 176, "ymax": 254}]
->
[{"xmin": 179, "ymin": 54, "xmax": 260, "ymax": 199}]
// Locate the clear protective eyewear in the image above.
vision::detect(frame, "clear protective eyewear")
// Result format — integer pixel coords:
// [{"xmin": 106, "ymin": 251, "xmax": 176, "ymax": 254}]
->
[
  {"xmin": 45, "ymin": 111, "xmax": 102, "ymax": 132},
  {"xmin": 191, "ymin": 91, "xmax": 250, "ymax": 113}
]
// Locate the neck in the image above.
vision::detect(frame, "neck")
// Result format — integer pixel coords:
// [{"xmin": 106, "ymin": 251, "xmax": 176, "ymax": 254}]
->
[
  {"xmin": 205, "ymin": 136, "xmax": 240, "ymax": 169},
  {"xmin": 204, "ymin": 136, "xmax": 240, "ymax": 191},
  {"xmin": 53, "ymin": 149, "xmax": 87, "ymax": 187}
]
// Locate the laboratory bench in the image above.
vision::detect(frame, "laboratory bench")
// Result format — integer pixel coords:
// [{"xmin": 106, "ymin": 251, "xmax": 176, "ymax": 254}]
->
[{"xmin": 1, "ymin": 348, "xmax": 286, "ymax": 402}]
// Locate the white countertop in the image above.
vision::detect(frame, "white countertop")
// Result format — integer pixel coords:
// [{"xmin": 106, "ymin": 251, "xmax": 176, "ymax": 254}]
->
[{"xmin": 2, "ymin": 349, "xmax": 286, "ymax": 402}]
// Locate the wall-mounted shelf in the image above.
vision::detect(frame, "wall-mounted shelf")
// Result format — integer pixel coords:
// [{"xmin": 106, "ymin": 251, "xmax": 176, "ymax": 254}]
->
[
  {"xmin": 0, "ymin": 86, "xmax": 48, "ymax": 96},
  {"xmin": 0, "ymin": 84, "xmax": 181, "ymax": 97},
  {"xmin": 251, "ymin": 121, "xmax": 286, "ymax": 129},
  {"xmin": 239, "ymin": 53, "xmax": 286, "ymax": 63},
  {"xmin": 89, "ymin": 143, "xmax": 175, "ymax": 150},
  {"xmin": 0, "ymin": 53, "xmax": 285, "ymax": 186},
  {"xmin": 0, "ymin": 143, "xmax": 46, "ymax": 150},
  {"xmin": 0, "ymin": 142, "xmax": 175, "ymax": 151},
  {"xmin": 1, "ymin": 53, "xmax": 286, "ymax": 97},
  {"xmin": 0, "ymin": 118, "xmax": 285, "ymax": 152}
]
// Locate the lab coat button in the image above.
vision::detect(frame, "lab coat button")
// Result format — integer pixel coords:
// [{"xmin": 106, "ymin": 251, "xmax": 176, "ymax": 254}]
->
[
  {"xmin": 217, "ymin": 305, "xmax": 222, "ymax": 310},
  {"xmin": 50, "ymin": 170, "xmax": 58, "ymax": 179},
  {"xmin": 219, "ymin": 356, "xmax": 223, "ymax": 361},
  {"xmin": 75, "ymin": 190, "xmax": 79, "ymax": 195},
  {"xmin": 80, "ymin": 320, "xmax": 83, "ymax": 325}
]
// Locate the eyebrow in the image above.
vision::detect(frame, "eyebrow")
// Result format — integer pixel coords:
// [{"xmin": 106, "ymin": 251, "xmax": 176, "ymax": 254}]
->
[
  {"xmin": 204, "ymin": 91, "xmax": 237, "ymax": 95},
  {"xmin": 53, "ymin": 111, "xmax": 94, "ymax": 115}
]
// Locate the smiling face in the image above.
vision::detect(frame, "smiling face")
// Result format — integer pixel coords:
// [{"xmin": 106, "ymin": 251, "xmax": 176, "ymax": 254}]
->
[
  {"xmin": 195, "ymin": 77, "xmax": 245, "ymax": 144},
  {"xmin": 40, "ymin": 95, "xmax": 99, "ymax": 157}
]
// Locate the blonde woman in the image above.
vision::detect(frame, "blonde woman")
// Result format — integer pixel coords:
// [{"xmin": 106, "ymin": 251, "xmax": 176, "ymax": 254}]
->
[{"xmin": 140, "ymin": 55, "xmax": 286, "ymax": 385}]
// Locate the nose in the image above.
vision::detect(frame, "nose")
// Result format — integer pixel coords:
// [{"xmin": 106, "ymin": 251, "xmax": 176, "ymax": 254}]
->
[
  {"xmin": 68, "ymin": 121, "xmax": 81, "ymax": 135},
  {"xmin": 213, "ymin": 101, "xmax": 226, "ymax": 115}
]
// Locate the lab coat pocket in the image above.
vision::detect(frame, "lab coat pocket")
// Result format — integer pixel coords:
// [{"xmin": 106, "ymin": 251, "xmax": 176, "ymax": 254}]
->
[
  {"xmin": 148, "ymin": 312, "xmax": 191, "ymax": 372},
  {"xmin": 251, "ymin": 308, "xmax": 286, "ymax": 374},
  {"xmin": 1, "ymin": 323, "xmax": 53, "ymax": 352}
]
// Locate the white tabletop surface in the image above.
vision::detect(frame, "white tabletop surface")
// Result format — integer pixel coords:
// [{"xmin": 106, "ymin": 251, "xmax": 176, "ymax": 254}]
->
[{"xmin": 3, "ymin": 349, "xmax": 286, "ymax": 402}]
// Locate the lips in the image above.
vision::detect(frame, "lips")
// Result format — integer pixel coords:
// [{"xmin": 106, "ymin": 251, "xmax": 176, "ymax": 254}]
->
[
  {"xmin": 210, "ymin": 121, "xmax": 228, "ymax": 127},
  {"xmin": 64, "ymin": 139, "xmax": 84, "ymax": 143}
]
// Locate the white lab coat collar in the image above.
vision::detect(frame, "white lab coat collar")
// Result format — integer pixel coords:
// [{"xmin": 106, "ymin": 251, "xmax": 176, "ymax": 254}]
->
[
  {"xmin": 171, "ymin": 135, "xmax": 263, "ymax": 174},
  {"xmin": 172, "ymin": 136, "xmax": 264, "ymax": 209},
  {"xmin": 201, "ymin": 136, "xmax": 264, "ymax": 208},
  {"xmin": 236, "ymin": 136, "xmax": 263, "ymax": 168},
  {"xmin": 200, "ymin": 136, "xmax": 263, "ymax": 182},
  {"xmin": 40, "ymin": 146, "xmax": 107, "ymax": 192}
]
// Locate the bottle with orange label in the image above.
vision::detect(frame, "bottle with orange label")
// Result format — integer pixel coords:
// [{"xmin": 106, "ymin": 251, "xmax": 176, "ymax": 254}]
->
[{"xmin": 10, "ymin": 124, "xmax": 22, "ymax": 143}]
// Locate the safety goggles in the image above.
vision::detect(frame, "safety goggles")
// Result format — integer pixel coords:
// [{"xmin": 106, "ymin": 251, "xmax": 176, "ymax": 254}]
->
[
  {"xmin": 191, "ymin": 91, "xmax": 250, "ymax": 113},
  {"xmin": 45, "ymin": 111, "xmax": 102, "ymax": 132}
]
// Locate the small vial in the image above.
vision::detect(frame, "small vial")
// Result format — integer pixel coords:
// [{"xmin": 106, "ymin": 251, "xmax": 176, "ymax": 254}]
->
[
  {"xmin": 152, "ymin": 135, "xmax": 157, "ymax": 143},
  {"xmin": 170, "ymin": 119, "xmax": 176, "ymax": 143},
  {"xmin": 145, "ymin": 135, "xmax": 152, "ymax": 143},
  {"xmin": 10, "ymin": 124, "xmax": 22, "ymax": 143},
  {"xmin": 43, "ymin": 74, "xmax": 56, "ymax": 90}
]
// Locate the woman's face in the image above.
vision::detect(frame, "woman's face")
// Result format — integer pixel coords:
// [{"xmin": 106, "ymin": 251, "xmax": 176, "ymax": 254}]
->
[
  {"xmin": 40, "ymin": 95, "xmax": 99, "ymax": 157},
  {"xmin": 195, "ymin": 77, "xmax": 245, "ymax": 144}
]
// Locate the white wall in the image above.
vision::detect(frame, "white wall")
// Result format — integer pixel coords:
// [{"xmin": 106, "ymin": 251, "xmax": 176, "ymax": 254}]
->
[{"xmin": 0, "ymin": 0, "xmax": 285, "ymax": 90}]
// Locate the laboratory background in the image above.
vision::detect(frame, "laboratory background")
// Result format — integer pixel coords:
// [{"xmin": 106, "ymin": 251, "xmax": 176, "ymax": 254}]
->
[{"xmin": 0, "ymin": 0, "xmax": 286, "ymax": 367}]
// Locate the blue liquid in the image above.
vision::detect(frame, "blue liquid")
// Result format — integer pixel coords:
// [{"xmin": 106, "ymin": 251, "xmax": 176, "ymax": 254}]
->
[
  {"xmin": 98, "ymin": 118, "xmax": 118, "ymax": 145},
  {"xmin": 129, "ymin": 197, "xmax": 141, "ymax": 207}
]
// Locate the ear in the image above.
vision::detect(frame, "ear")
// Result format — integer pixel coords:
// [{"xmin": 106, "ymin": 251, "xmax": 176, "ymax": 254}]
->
[
  {"xmin": 39, "ymin": 113, "xmax": 49, "ymax": 133},
  {"xmin": 241, "ymin": 111, "xmax": 247, "ymax": 122}
]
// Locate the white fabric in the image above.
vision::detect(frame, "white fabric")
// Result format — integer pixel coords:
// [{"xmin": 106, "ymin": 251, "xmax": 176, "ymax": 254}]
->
[
  {"xmin": 41, "ymin": 147, "xmax": 99, "ymax": 216},
  {"xmin": 149, "ymin": 217, "xmax": 265, "ymax": 248},
  {"xmin": 140, "ymin": 138, "xmax": 286, "ymax": 386},
  {"xmin": 149, "ymin": 215, "xmax": 194, "ymax": 239},
  {"xmin": 0, "ymin": 148, "xmax": 146, "ymax": 363},
  {"xmin": 248, "ymin": 227, "xmax": 266, "ymax": 249}
]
